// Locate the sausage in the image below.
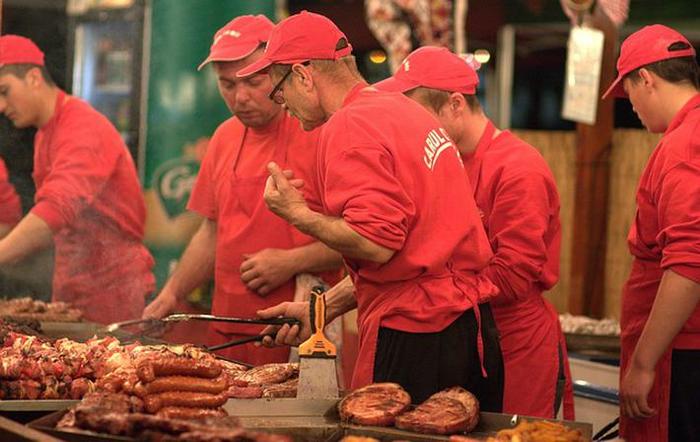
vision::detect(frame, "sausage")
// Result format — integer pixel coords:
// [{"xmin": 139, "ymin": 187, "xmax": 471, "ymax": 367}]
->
[
  {"xmin": 143, "ymin": 391, "xmax": 228, "ymax": 413},
  {"xmin": 155, "ymin": 406, "xmax": 227, "ymax": 420},
  {"xmin": 136, "ymin": 358, "xmax": 222, "ymax": 383},
  {"xmin": 225, "ymin": 385, "xmax": 264, "ymax": 399},
  {"xmin": 134, "ymin": 376, "xmax": 228, "ymax": 398}
]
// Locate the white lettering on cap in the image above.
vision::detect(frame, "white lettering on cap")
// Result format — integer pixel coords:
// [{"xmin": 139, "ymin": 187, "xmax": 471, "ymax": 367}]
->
[{"xmin": 213, "ymin": 29, "xmax": 242, "ymax": 46}]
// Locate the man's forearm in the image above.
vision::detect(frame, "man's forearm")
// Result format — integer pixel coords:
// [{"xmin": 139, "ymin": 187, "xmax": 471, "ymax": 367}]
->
[
  {"xmin": 325, "ymin": 275, "xmax": 357, "ymax": 322},
  {"xmin": 631, "ymin": 269, "xmax": 700, "ymax": 370},
  {"xmin": 0, "ymin": 224, "xmax": 12, "ymax": 240},
  {"xmin": 287, "ymin": 242, "xmax": 343, "ymax": 274},
  {"xmin": 0, "ymin": 214, "xmax": 53, "ymax": 265},
  {"xmin": 291, "ymin": 208, "xmax": 394, "ymax": 263},
  {"xmin": 161, "ymin": 218, "xmax": 217, "ymax": 301}
]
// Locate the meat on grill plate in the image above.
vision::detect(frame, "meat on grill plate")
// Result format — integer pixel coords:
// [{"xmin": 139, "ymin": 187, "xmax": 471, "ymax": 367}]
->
[
  {"xmin": 395, "ymin": 386, "xmax": 480, "ymax": 435},
  {"xmin": 338, "ymin": 383, "xmax": 412, "ymax": 427}
]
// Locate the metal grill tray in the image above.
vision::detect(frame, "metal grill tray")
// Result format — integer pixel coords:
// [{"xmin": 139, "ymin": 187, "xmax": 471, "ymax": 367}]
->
[
  {"xmin": 29, "ymin": 400, "xmax": 592, "ymax": 442},
  {"xmin": 0, "ymin": 399, "xmax": 79, "ymax": 412}
]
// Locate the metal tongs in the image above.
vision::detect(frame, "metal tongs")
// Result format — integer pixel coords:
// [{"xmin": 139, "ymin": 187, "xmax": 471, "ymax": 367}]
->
[{"xmin": 104, "ymin": 313, "xmax": 300, "ymax": 334}]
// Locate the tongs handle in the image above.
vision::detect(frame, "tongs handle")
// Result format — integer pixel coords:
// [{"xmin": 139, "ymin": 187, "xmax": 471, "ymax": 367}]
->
[{"xmin": 163, "ymin": 313, "xmax": 300, "ymax": 326}]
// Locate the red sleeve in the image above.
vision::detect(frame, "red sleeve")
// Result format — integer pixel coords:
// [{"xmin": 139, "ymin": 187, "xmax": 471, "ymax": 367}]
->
[
  {"xmin": 187, "ymin": 138, "xmax": 217, "ymax": 220},
  {"xmin": 657, "ymin": 161, "xmax": 700, "ymax": 284},
  {"xmin": 0, "ymin": 160, "xmax": 21, "ymax": 225},
  {"xmin": 480, "ymin": 171, "xmax": 559, "ymax": 302},
  {"xmin": 30, "ymin": 118, "xmax": 120, "ymax": 232},
  {"xmin": 323, "ymin": 146, "xmax": 414, "ymax": 251}
]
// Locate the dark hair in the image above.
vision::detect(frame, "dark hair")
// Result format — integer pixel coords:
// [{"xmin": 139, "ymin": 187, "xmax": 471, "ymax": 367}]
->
[
  {"xmin": 410, "ymin": 87, "xmax": 481, "ymax": 113},
  {"xmin": 0, "ymin": 63, "xmax": 55, "ymax": 86},
  {"xmin": 626, "ymin": 42, "xmax": 699, "ymax": 90}
]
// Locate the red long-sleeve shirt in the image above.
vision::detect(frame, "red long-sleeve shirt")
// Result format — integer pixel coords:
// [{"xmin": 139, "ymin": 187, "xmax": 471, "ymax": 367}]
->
[
  {"xmin": 31, "ymin": 90, "xmax": 154, "ymax": 323},
  {"xmin": 0, "ymin": 159, "xmax": 21, "ymax": 226}
]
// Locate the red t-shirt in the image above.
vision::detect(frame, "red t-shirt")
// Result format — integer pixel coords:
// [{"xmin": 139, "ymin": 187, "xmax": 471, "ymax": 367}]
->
[
  {"xmin": 623, "ymin": 93, "xmax": 700, "ymax": 342},
  {"xmin": 0, "ymin": 159, "xmax": 21, "ymax": 226},
  {"xmin": 188, "ymin": 111, "xmax": 332, "ymax": 340},
  {"xmin": 32, "ymin": 91, "xmax": 154, "ymax": 323}
]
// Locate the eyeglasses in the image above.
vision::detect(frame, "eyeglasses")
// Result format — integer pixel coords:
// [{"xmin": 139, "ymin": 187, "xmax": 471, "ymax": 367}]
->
[
  {"xmin": 268, "ymin": 61, "xmax": 311, "ymax": 104},
  {"xmin": 268, "ymin": 67, "xmax": 293, "ymax": 104}
]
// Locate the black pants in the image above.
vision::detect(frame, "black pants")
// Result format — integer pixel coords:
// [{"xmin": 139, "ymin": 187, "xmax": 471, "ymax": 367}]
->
[
  {"xmin": 373, "ymin": 303, "xmax": 504, "ymax": 411},
  {"xmin": 669, "ymin": 349, "xmax": 700, "ymax": 442}
]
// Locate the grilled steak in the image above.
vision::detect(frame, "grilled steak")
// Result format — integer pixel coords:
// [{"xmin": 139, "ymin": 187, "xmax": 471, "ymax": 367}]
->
[
  {"xmin": 338, "ymin": 383, "xmax": 411, "ymax": 427},
  {"xmin": 395, "ymin": 386, "xmax": 480, "ymax": 435}
]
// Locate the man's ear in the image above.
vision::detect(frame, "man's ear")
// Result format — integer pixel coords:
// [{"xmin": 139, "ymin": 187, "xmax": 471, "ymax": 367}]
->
[
  {"xmin": 447, "ymin": 92, "xmax": 467, "ymax": 116},
  {"xmin": 25, "ymin": 67, "xmax": 43, "ymax": 88},
  {"xmin": 637, "ymin": 68, "xmax": 656, "ymax": 91},
  {"xmin": 292, "ymin": 63, "xmax": 313, "ymax": 91}
]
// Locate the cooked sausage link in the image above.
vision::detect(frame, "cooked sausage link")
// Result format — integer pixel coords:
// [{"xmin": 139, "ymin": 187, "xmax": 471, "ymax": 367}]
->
[
  {"xmin": 144, "ymin": 391, "xmax": 228, "ymax": 413},
  {"xmin": 146, "ymin": 375, "xmax": 228, "ymax": 395},
  {"xmin": 155, "ymin": 406, "xmax": 227, "ymax": 420},
  {"xmin": 136, "ymin": 358, "xmax": 222, "ymax": 383}
]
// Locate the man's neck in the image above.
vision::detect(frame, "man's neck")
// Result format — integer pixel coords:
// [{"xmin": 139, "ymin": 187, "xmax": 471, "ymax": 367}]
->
[
  {"xmin": 455, "ymin": 113, "xmax": 493, "ymax": 156},
  {"xmin": 35, "ymin": 86, "xmax": 60, "ymax": 129},
  {"xmin": 660, "ymin": 84, "xmax": 699, "ymax": 129},
  {"xmin": 318, "ymin": 77, "xmax": 367, "ymax": 118}
]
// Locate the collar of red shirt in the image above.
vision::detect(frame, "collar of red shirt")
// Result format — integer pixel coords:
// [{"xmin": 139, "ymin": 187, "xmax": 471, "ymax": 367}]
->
[
  {"xmin": 341, "ymin": 82, "xmax": 371, "ymax": 108},
  {"xmin": 665, "ymin": 92, "xmax": 700, "ymax": 135}
]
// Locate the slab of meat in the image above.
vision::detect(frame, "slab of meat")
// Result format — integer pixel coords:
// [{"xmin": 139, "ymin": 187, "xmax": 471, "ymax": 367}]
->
[
  {"xmin": 234, "ymin": 363, "xmax": 297, "ymax": 386},
  {"xmin": 262, "ymin": 377, "xmax": 298, "ymax": 398},
  {"xmin": 431, "ymin": 386, "xmax": 479, "ymax": 432},
  {"xmin": 395, "ymin": 386, "xmax": 480, "ymax": 435},
  {"xmin": 338, "ymin": 383, "xmax": 411, "ymax": 427}
]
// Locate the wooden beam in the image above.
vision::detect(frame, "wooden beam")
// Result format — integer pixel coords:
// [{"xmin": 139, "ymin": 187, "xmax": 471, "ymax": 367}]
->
[{"xmin": 568, "ymin": 10, "xmax": 617, "ymax": 317}]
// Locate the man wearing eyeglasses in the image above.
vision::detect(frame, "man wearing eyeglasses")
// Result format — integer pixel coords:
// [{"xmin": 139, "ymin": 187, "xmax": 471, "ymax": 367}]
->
[
  {"xmin": 143, "ymin": 15, "xmax": 342, "ymax": 366},
  {"xmin": 246, "ymin": 11, "xmax": 504, "ymax": 407}
]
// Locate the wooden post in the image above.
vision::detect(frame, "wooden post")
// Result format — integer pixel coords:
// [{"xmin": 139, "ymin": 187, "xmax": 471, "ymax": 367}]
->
[{"xmin": 568, "ymin": 10, "xmax": 617, "ymax": 317}]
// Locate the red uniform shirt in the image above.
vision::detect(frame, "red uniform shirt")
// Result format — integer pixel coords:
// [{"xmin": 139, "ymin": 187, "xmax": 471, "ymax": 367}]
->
[
  {"xmin": 0, "ymin": 159, "xmax": 21, "ymax": 225},
  {"xmin": 463, "ymin": 122, "xmax": 571, "ymax": 418},
  {"xmin": 188, "ymin": 111, "xmax": 334, "ymax": 365},
  {"xmin": 316, "ymin": 85, "xmax": 497, "ymax": 388},
  {"xmin": 32, "ymin": 91, "xmax": 154, "ymax": 324},
  {"xmin": 620, "ymin": 93, "xmax": 700, "ymax": 441}
]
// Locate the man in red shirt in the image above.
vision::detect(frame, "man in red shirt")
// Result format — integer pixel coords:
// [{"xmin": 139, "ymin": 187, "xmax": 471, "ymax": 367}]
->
[
  {"xmin": 0, "ymin": 35, "xmax": 154, "ymax": 324},
  {"xmin": 0, "ymin": 158, "xmax": 21, "ymax": 238},
  {"xmin": 242, "ymin": 12, "xmax": 504, "ymax": 407},
  {"xmin": 603, "ymin": 24, "xmax": 700, "ymax": 442},
  {"xmin": 143, "ymin": 15, "xmax": 342, "ymax": 366},
  {"xmin": 374, "ymin": 46, "xmax": 574, "ymax": 419}
]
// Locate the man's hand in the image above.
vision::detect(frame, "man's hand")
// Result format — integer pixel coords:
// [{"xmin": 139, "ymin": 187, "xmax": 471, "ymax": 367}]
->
[
  {"xmin": 257, "ymin": 301, "xmax": 311, "ymax": 347},
  {"xmin": 240, "ymin": 248, "xmax": 297, "ymax": 296},
  {"xmin": 264, "ymin": 162, "xmax": 308, "ymax": 223},
  {"xmin": 142, "ymin": 291, "xmax": 178, "ymax": 319},
  {"xmin": 620, "ymin": 363, "xmax": 657, "ymax": 419}
]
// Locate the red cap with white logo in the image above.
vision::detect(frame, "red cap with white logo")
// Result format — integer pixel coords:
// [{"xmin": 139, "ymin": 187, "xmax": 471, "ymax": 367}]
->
[
  {"xmin": 374, "ymin": 46, "xmax": 480, "ymax": 95},
  {"xmin": 603, "ymin": 24, "xmax": 696, "ymax": 99},
  {"xmin": 236, "ymin": 11, "xmax": 352, "ymax": 77},
  {"xmin": 197, "ymin": 15, "xmax": 274, "ymax": 71},
  {"xmin": 0, "ymin": 35, "xmax": 45, "ymax": 67}
]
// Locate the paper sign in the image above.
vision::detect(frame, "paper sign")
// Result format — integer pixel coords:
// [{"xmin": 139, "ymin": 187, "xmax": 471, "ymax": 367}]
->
[{"xmin": 562, "ymin": 25, "xmax": 605, "ymax": 125}]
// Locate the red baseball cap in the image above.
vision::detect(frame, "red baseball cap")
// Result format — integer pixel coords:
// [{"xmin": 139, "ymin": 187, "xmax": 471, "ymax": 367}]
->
[
  {"xmin": 0, "ymin": 35, "xmax": 45, "ymax": 67},
  {"xmin": 603, "ymin": 24, "xmax": 696, "ymax": 99},
  {"xmin": 236, "ymin": 11, "xmax": 352, "ymax": 78},
  {"xmin": 373, "ymin": 46, "xmax": 479, "ymax": 95},
  {"xmin": 197, "ymin": 15, "xmax": 274, "ymax": 71}
]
